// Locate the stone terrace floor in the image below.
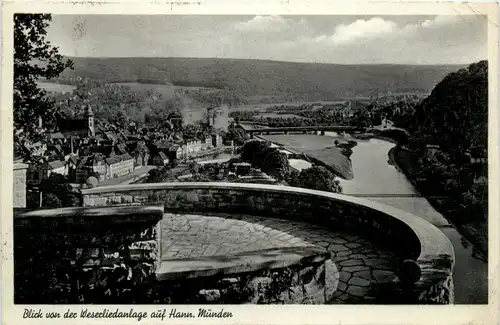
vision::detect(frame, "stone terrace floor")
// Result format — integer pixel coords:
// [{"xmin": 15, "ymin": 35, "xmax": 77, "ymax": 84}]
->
[{"xmin": 161, "ymin": 213, "xmax": 400, "ymax": 304}]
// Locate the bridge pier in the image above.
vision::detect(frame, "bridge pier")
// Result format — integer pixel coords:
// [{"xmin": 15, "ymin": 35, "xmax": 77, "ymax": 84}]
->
[
  {"xmin": 284, "ymin": 131, "xmax": 288, "ymax": 135},
  {"xmin": 321, "ymin": 130, "xmax": 325, "ymax": 136},
  {"xmin": 303, "ymin": 130, "xmax": 307, "ymax": 134}
]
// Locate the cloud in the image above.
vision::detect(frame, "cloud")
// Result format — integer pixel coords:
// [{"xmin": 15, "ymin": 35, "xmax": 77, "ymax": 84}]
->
[
  {"xmin": 399, "ymin": 15, "xmax": 460, "ymax": 35},
  {"xmin": 233, "ymin": 15, "xmax": 290, "ymax": 33},
  {"xmin": 330, "ymin": 18, "xmax": 397, "ymax": 44},
  {"xmin": 47, "ymin": 15, "xmax": 486, "ymax": 65},
  {"xmin": 310, "ymin": 15, "xmax": 465, "ymax": 49}
]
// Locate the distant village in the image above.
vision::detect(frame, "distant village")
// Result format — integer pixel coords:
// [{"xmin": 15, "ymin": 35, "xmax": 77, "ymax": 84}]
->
[{"xmin": 14, "ymin": 105, "xmax": 233, "ymax": 207}]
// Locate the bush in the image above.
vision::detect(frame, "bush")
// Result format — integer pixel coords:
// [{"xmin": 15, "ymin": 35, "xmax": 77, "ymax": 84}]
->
[
  {"xmin": 40, "ymin": 173, "xmax": 80, "ymax": 207},
  {"xmin": 42, "ymin": 193, "xmax": 62, "ymax": 208},
  {"xmin": 287, "ymin": 166, "xmax": 342, "ymax": 193}
]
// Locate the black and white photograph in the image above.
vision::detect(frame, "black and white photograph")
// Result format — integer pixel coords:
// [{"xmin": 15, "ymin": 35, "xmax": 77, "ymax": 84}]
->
[{"xmin": 10, "ymin": 11, "xmax": 491, "ymax": 308}]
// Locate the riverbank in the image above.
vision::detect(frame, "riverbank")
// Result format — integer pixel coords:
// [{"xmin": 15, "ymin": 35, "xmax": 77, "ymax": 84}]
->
[
  {"xmin": 258, "ymin": 134, "xmax": 354, "ymax": 180},
  {"xmin": 391, "ymin": 146, "xmax": 488, "ymax": 256}
]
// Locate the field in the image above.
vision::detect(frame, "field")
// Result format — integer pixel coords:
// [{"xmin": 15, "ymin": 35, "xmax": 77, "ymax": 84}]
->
[
  {"xmin": 260, "ymin": 134, "xmax": 342, "ymax": 151},
  {"xmin": 230, "ymin": 100, "xmax": 348, "ymax": 111},
  {"xmin": 110, "ymin": 82, "xmax": 217, "ymax": 97},
  {"xmin": 253, "ymin": 113, "xmax": 310, "ymax": 120},
  {"xmin": 260, "ymin": 134, "xmax": 353, "ymax": 179},
  {"xmin": 57, "ymin": 57, "xmax": 463, "ymax": 101},
  {"xmin": 36, "ymin": 81, "xmax": 76, "ymax": 94}
]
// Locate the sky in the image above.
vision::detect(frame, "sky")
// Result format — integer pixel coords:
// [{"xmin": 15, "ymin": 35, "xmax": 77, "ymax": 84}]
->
[{"xmin": 46, "ymin": 15, "xmax": 488, "ymax": 65}]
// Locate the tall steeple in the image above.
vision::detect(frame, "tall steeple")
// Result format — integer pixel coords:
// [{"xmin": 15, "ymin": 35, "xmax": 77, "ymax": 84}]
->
[{"xmin": 85, "ymin": 105, "xmax": 95, "ymax": 137}]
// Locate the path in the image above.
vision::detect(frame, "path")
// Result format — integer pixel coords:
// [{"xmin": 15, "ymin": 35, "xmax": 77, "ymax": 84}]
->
[{"xmin": 161, "ymin": 213, "xmax": 399, "ymax": 303}]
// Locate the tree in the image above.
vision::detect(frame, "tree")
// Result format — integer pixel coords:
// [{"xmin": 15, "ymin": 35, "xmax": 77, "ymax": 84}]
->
[
  {"xmin": 409, "ymin": 61, "xmax": 487, "ymax": 158},
  {"xmin": 225, "ymin": 128, "xmax": 246, "ymax": 146},
  {"xmin": 40, "ymin": 173, "xmax": 80, "ymax": 207},
  {"xmin": 14, "ymin": 14, "xmax": 74, "ymax": 160},
  {"xmin": 189, "ymin": 162, "xmax": 200, "ymax": 174},
  {"xmin": 111, "ymin": 111, "xmax": 130, "ymax": 131},
  {"xmin": 291, "ymin": 166, "xmax": 342, "ymax": 193},
  {"xmin": 240, "ymin": 140, "xmax": 271, "ymax": 166},
  {"xmin": 260, "ymin": 148, "xmax": 289, "ymax": 181},
  {"xmin": 42, "ymin": 193, "xmax": 62, "ymax": 208}
]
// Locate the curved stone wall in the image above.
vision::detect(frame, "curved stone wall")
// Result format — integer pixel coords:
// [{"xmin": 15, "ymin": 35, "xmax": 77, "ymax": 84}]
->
[
  {"xmin": 82, "ymin": 182, "xmax": 455, "ymax": 304},
  {"xmin": 14, "ymin": 205, "xmax": 164, "ymax": 304},
  {"xmin": 14, "ymin": 205, "xmax": 332, "ymax": 304}
]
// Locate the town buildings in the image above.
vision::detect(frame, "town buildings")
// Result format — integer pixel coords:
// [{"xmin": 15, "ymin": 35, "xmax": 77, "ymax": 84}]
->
[
  {"xmin": 152, "ymin": 152, "xmax": 170, "ymax": 166},
  {"xmin": 58, "ymin": 105, "xmax": 95, "ymax": 138},
  {"xmin": 106, "ymin": 154, "xmax": 135, "ymax": 178},
  {"xmin": 21, "ymin": 104, "xmax": 228, "ymax": 207}
]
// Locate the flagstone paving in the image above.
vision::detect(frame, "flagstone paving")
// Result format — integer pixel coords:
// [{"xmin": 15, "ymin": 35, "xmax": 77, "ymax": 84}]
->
[{"xmin": 161, "ymin": 213, "xmax": 399, "ymax": 303}]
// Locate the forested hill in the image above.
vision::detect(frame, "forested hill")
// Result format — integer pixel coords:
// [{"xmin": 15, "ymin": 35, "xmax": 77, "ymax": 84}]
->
[
  {"xmin": 394, "ymin": 60, "xmax": 488, "ymax": 255},
  {"xmin": 57, "ymin": 57, "xmax": 463, "ymax": 100},
  {"xmin": 409, "ymin": 60, "xmax": 488, "ymax": 156}
]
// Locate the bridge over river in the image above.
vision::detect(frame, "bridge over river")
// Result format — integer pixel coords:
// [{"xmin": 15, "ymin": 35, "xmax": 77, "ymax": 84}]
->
[
  {"xmin": 238, "ymin": 124, "xmax": 409, "ymax": 141},
  {"xmin": 240, "ymin": 125, "xmax": 365, "ymax": 137}
]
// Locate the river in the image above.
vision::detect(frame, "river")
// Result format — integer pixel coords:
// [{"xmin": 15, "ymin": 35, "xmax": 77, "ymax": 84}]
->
[
  {"xmin": 197, "ymin": 135, "xmax": 488, "ymax": 303},
  {"xmin": 336, "ymin": 136, "xmax": 487, "ymax": 304}
]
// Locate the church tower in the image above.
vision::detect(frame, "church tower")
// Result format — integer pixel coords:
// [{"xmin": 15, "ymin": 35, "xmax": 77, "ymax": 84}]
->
[{"xmin": 85, "ymin": 105, "xmax": 95, "ymax": 137}]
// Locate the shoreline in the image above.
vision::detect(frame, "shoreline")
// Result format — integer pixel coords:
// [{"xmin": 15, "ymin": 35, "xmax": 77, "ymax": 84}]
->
[{"xmin": 391, "ymin": 146, "xmax": 488, "ymax": 257}]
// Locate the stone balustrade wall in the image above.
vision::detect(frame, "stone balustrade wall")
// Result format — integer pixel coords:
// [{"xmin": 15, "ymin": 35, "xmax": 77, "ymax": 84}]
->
[
  {"xmin": 154, "ymin": 248, "xmax": 332, "ymax": 304},
  {"xmin": 14, "ymin": 206, "xmax": 163, "ymax": 304},
  {"xmin": 83, "ymin": 184, "xmax": 422, "ymax": 259},
  {"xmin": 14, "ymin": 205, "xmax": 331, "ymax": 304},
  {"xmin": 81, "ymin": 182, "xmax": 455, "ymax": 304},
  {"xmin": 13, "ymin": 163, "xmax": 28, "ymax": 208}
]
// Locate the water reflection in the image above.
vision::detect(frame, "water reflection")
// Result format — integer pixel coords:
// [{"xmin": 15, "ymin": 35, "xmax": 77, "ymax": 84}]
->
[{"xmin": 326, "ymin": 134, "xmax": 488, "ymax": 304}]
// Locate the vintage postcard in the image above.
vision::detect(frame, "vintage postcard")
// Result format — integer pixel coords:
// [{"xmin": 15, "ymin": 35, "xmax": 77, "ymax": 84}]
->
[{"xmin": 1, "ymin": 1, "xmax": 498, "ymax": 324}]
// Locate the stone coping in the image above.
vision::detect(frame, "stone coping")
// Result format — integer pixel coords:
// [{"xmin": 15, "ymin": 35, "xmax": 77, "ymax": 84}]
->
[
  {"xmin": 14, "ymin": 162, "xmax": 29, "ymax": 170},
  {"xmin": 156, "ymin": 246, "xmax": 330, "ymax": 281},
  {"xmin": 14, "ymin": 204, "xmax": 164, "ymax": 226},
  {"xmin": 82, "ymin": 182, "xmax": 455, "ymax": 271}
]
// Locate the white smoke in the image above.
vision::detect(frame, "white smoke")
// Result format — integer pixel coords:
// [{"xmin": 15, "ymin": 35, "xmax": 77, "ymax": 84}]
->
[
  {"xmin": 213, "ymin": 104, "xmax": 229, "ymax": 131},
  {"xmin": 175, "ymin": 91, "xmax": 205, "ymax": 125}
]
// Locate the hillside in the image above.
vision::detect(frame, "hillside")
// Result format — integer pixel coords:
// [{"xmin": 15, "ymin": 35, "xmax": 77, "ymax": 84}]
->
[
  {"xmin": 410, "ymin": 60, "xmax": 488, "ymax": 155},
  {"xmin": 395, "ymin": 60, "xmax": 488, "ymax": 254},
  {"xmin": 57, "ymin": 57, "xmax": 464, "ymax": 100}
]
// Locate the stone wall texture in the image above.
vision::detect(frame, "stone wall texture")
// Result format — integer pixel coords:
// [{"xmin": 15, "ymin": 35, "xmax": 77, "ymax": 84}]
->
[
  {"xmin": 13, "ymin": 163, "xmax": 28, "ymax": 208},
  {"xmin": 155, "ymin": 256, "xmax": 329, "ymax": 304},
  {"xmin": 14, "ymin": 205, "xmax": 331, "ymax": 304},
  {"xmin": 14, "ymin": 206, "xmax": 163, "ymax": 304},
  {"xmin": 81, "ymin": 182, "xmax": 455, "ymax": 304}
]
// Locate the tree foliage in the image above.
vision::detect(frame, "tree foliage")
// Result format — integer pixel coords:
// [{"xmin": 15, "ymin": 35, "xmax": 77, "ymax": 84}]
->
[
  {"xmin": 240, "ymin": 140, "xmax": 271, "ymax": 166},
  {"xmin": 40, "ymin": 173, "xmax": 80, "ymax": 207},
  {"xmin": 393, "ymin": 61, "xmax": 488, "ymax": 253},
  {"xmin": 224, "ymin": 127, "xmax": 246, "ymax": 146},
  {"xmin": 240, "ymin": 140, "xmax": 290, "ymax": 180},
  {"xmin": 409, "ymin": 60, "xmax": 488, "ymax": 157},
  {"xmin": 287, "ymin": 166, "xmax": 342, "ymax": 193},
  {"xmin": 146, "ymin": 166, "xmax": 177, "ymax": 183},
  {"xmin": 14, "ymin": 14, "xmax": 74, "ymax": 160},
  {"xmin": 260, "ymin": 149, "xmax": 290, "ymax": 181},
  {"xmin": 42, "ymin": 193, "xmax": 62, "ymax": 208}
]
